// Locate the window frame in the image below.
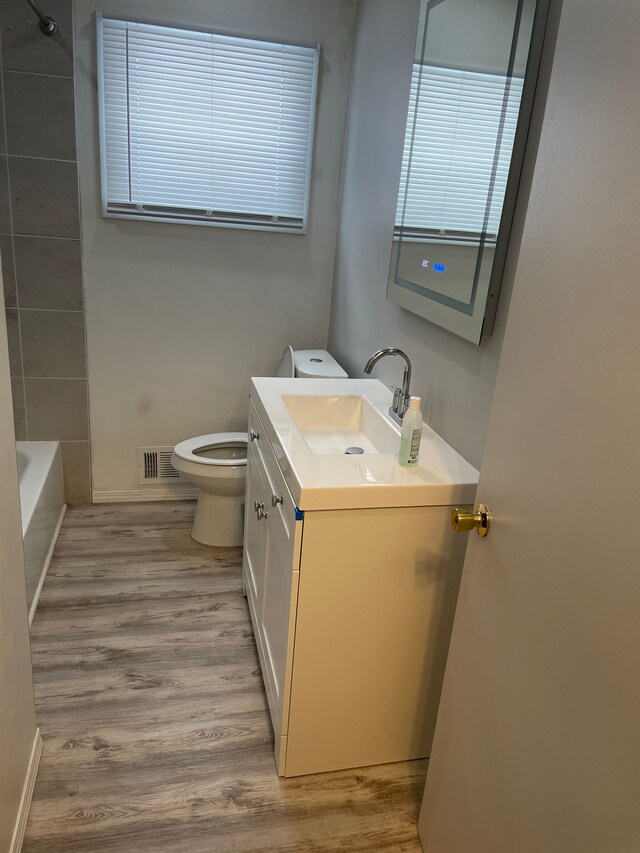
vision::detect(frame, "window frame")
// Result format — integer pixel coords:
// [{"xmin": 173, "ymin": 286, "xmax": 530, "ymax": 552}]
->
[{"xmin": 96, "ymin": 13, "xmax": 320, "ymax": 234}]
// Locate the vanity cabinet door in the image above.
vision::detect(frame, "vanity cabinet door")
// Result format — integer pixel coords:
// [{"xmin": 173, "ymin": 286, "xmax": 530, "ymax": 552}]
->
[
  {"xmin": 244, "ymin": 398, "xmax": 305, "ymax": 771},
  {"xmin": 242, "ymin": 439, "xmax": 268, "ymax": 607},
  {"xmin": 261, "ymin": 485, "xmax": 301, "ymax": 743},
  {"xmin": 257, "ymin": 435, "xmax": 302, "ymax": 767}
]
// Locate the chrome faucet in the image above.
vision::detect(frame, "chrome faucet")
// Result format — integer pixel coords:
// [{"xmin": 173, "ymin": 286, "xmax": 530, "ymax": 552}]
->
[{"xmin": 363, "ymin": 348, "xmax": 412, "ymax": 425}]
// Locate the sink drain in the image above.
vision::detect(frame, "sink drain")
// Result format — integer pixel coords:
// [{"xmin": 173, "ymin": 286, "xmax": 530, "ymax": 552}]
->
[{"xmin": 345, "ymin": 446, "xmax": 365, "ymax": 455}]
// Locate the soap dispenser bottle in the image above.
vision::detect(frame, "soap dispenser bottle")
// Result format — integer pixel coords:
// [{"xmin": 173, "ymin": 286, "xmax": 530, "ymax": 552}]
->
[{"xmin": 398, "ymin": 396, "xmax": 423, "ymax": 467}]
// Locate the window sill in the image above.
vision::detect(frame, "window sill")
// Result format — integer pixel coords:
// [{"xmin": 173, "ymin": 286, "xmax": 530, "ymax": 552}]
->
[{"xmin": 103, "ymin": 208, "xmax": 307, "ymax": 235}]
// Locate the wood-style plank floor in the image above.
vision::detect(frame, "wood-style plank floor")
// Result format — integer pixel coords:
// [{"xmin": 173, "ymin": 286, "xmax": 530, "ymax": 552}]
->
[{"xmin": 23, "ymin": 502, "xmax": 426, "ymax": 852}]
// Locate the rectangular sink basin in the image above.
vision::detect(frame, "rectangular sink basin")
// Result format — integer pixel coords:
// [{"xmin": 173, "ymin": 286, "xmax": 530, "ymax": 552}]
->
[
  {"xmin": 250, "ymin": 377, "xmax": 480, "ymax": 510},
  {"xmin": 282, "ymin": 394, "xmax": 398, "ymax": 455}
]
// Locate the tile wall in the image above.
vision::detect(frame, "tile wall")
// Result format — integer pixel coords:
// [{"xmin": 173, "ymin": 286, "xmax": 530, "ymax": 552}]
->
[{"xmin": 0, "ymin": 0, "xmax": 90, "ymax": 504}]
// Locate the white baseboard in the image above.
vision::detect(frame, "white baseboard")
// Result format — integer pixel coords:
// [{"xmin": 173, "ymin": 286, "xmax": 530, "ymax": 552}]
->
[
  {"xmin": 93, "ymin": 487, "xmax": 198, "ymax": 503},
  {"xmin": 29, "ymin": 504, "xmax": 66, "ymax": 626},
  {"xmin": 10, "ymin": 728, "xmax": 42, "ymax": 853}
]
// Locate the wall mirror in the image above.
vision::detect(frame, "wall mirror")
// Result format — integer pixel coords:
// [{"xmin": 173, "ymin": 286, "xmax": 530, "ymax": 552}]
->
[{"xmin": 388, "ymin": 0, "xmax": 550, "ymax": 344}]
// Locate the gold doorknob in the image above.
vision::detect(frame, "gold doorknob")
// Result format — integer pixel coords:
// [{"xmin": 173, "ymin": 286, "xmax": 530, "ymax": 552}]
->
[{"xmin": 451, "ymin": 504, "xmax": 491, "ymax": 537}]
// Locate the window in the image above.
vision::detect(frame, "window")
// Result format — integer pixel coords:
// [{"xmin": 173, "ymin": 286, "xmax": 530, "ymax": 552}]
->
[
  {"xmin": 97, "ymin": 15, "xmax": 319, "ymax": 232},
  {"xmin": 395, "ymin": 64, "xmax": 524, "ymax": 241}
]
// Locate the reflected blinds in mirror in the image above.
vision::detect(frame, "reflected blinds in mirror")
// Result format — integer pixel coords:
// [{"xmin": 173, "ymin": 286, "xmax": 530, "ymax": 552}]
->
[{"xmin": 395, "ymin": 65, "xmax": 524, "ymax": 239}]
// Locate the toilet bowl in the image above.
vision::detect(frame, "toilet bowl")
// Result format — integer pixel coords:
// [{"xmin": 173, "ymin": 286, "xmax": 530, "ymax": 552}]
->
[
  {"xmin": 171, "ymin": 433, "xmax": 248, "ymax": 547},
  {"xmin": 174, "ymin": 348, "xmax": 347, "ymax": 547}
]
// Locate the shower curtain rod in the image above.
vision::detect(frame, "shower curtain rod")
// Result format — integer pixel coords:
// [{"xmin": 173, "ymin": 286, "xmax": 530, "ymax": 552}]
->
[{"xmin": 24, "ymin": 0, "xmax": 58, "ymax": 36}]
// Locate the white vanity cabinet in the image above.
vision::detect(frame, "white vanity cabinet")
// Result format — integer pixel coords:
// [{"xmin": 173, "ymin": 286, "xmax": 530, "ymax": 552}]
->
[{"xmin": 243, "ymin": 395, "xmax": 473, "ymax": 778}]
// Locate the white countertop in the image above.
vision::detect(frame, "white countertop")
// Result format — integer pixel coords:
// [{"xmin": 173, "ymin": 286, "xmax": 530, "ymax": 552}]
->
[{"xmin": 250, "ymin": 377, "xmax": 479, "ymax": 511}]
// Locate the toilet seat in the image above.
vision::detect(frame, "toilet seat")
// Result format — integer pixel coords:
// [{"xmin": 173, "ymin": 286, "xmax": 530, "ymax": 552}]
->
[
  {"xmin": 277, "ymin": 345, "xmax": 295, "ymax": 377},
  {"xmin": 173, "ymin": 433, "xmax": 248, "ymax": 468}
]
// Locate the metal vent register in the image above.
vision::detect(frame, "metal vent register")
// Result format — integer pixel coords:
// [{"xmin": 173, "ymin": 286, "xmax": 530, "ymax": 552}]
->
[{"xmin": 137, "ymin": 447, "xmax": 183, "ymax": 484}]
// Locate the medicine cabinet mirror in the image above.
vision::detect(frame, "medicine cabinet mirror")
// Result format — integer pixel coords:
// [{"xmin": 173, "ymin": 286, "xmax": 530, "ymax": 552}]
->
[{"xmin": 388, "ymin": 0, "xmax": 550, "ymax": 344}]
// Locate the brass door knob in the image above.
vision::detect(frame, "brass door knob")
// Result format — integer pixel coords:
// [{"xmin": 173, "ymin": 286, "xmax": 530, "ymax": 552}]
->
[{"xmin": 451, "ymin": 504, "xmax": 491, "ymax": 537}]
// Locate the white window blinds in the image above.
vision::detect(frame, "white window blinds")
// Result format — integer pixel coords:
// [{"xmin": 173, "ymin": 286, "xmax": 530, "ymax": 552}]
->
[
  {"xmin": 396, "ymin": 65, "xmax": 524, "ymax": 239},
  {"xmin": 97, "ymin": 16, "xmax": 319, "ymax": 231}
]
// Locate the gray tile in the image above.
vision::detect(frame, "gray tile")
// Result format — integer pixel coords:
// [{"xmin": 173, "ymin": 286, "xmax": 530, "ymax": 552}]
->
[
  {"xmin": 0, "ymin": 235, "xmax": 16, "ymax": 307},
  {"xmin": 9, "ymin": 156, "xmax": 79, "ymax": 238},
  {"xmin": 4, "ymin": 71, "xmax": 76, "ymax": 160},
  {"xmin": 0, "ymin": 156, "xmax": 11, "ymax": 235},
  {"xmin": 14, "ymin": 236, "xmax": 82, "ymax": 309},
  {"xmin": 24, "ymin": 377, "xmax": 88, "ymax": 441},
  {"xmin": 5, "ymin": 307, "xmax": 22, "ymax": 376},
  {"xmin": 60, "ymin": 441, "xmax": 91, "ymax": 505},
  {"xmin": 21, "ymin": 309, "xmax": 86, "ymax": 378},
  {"xmin": 1, "ymin": 0, "xmax": 73, "ymax": 77},
  {"xmin": 11, "ymin": 377, "xmax": 26, "ymax": 439}
]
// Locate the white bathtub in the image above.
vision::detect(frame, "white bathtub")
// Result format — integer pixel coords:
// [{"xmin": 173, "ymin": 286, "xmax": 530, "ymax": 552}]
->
[{"xmin": 16, "ymin": 441, "xmax": 66, "ymax": 623}]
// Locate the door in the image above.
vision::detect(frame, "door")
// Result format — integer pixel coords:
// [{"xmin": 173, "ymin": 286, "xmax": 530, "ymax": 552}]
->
[
  {"xmin": 242, "ymin": 432, "xmax": 268, "ymax": 605},
  {"xmin": 260, "ymin": 463, "xmax": 301, "ymax": 733},
  {"xmin": 418, "ymin": 1, "xmax": 640, "ymax": 851}
]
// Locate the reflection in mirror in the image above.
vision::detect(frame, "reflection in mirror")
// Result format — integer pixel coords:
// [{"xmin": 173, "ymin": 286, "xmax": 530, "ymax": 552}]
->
[{"xmin": 388, "ymin": 0, "xmax": 548, "ymax": 344}]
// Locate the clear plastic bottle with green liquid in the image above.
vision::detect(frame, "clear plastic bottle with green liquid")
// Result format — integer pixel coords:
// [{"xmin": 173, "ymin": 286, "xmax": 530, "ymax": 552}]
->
[{"xmin": 398, "ymin": 396, "xmax": 422, "ymax": 467}]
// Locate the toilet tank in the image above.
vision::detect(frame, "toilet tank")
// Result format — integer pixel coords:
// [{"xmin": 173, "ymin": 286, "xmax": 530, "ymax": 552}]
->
[
  {"xmin": 277, "ymin": 347, "xmax": 348, "ymax": 379},
  {"xmin": 294, "ymin": 349, "xmax": 348, "ymax": 378}
]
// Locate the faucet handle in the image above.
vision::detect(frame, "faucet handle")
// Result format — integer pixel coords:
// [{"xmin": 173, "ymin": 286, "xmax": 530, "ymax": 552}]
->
[{"xmin": 390, "ymin": 384, "xmax": 403, "ymax": 412}]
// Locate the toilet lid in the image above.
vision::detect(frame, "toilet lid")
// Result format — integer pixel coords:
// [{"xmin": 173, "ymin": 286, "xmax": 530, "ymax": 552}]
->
[
  {"xmin": 276, "ymin": 345, "xmax": 295, "ymax": 378},
  {"xmin": 173, "ymin": 432, "xmax": 248, "ymax": 466}
]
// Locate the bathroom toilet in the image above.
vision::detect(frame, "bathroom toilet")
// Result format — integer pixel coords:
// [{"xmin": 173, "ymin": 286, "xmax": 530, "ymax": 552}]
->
[
  {"xmin": 171, "ymin": 433, "xmax": 248, "ymax": 548},
  {"xmin": 172, "ymin": 348, "xmax": 347, "ymax": 546}
]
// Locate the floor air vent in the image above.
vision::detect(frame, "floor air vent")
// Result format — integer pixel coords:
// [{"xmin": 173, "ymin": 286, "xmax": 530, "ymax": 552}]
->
[{"xmin": 137, "ymin": 447, "xmax": 184, "ymax": 484}]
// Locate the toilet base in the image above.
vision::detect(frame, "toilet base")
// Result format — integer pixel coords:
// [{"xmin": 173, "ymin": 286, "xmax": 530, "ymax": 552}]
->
[{"xmin": 191, "ymin": 491, "xmax": 244, "ymax": 547}]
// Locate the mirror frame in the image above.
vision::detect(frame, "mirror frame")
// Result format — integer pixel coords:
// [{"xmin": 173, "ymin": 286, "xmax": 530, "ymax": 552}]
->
[{"xmin": 387, "ymin": 0, "xmax": 552, "ymax": 345}]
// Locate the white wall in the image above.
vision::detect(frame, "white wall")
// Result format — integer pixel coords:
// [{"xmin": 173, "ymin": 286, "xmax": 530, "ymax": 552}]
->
[
  {"xmin": 327, "ymin": 0, "xmax": 545, "ymax": 468},
  {"xmin": 75, "ymin": 0, "xmax": 357, "ymax": 499},
  {"xmin": 418, "ymin": 0, "xmax": 535, "ymax": 74},
  {"xmin": 0, "ymin": 265, "xmax": 38, "ymax": 851}
]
